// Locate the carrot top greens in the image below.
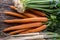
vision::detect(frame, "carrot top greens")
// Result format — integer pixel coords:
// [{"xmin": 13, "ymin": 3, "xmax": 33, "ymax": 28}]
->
[{"xmin": 18, "ymin": 0, "xmax": 60, "ymax": 13}]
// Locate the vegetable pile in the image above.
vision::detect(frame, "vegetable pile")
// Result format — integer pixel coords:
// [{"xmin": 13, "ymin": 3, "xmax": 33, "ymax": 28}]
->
[
  {"xmin": 3, "ymin": 0, "xmax": 60, "ymax": 36},
  {"xmin": 3, "ymin": 6, "xmax": 48, "ymax": 35}
]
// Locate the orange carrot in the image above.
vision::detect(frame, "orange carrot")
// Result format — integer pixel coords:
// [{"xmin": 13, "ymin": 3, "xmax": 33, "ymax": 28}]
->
[
  {"xmin": 20, "ymin": 25, "xmax": 47, "ymax": 34},
  {"xmin": 5, "ymin": 12, "xmax": 27, "ymax": 18},
  {"xmin": 29, "ymin": 9, "xmax": 47, "ymax": 17},
  {"xmin": 8, "ymin": 6, "xmax": 38, "ymax": 18},
  {"xmin": 9, "ymin": 6, "xmax": 47, "ymax": 17},
  {"xmin": 9, "ymin": 29, "xmax": 26, "ymax": 35},
  {"xmin": 9, "ymin": 6, "xmax": 16, "ymax": 10},
  {"xmin": 22, "ymin": 11, "xmax": 38, "ymax": 18},
  {"xmin": 9, "ymin": 28, "xmax": 36, "ymax": 35},
  {"xmin": 3, "ymin": 22, "xmax": 42, "ymax": 32},
  {"xmin": 9, "ymin": 6, "xmax": 38, "ymax": 18},
  {"xmin": 4, "ymin": 17, "xmax": 48, "ymax": 23}
]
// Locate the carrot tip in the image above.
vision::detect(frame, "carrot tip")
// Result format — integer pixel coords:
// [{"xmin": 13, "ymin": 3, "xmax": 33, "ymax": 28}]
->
[
  {"xmin": 9, "ymin": 6, "xmax": 16, "ymax": 9},
  {"xmin": 10, "ymin": 6, "xmax": 13, "ymax": 7},
  {"xmin": 4, "ymin": 12, "xmax": 10, "ymax": 13},
  {"xmin": 3, "ymin": 20, "xmax": 7, "ymax": 22}
]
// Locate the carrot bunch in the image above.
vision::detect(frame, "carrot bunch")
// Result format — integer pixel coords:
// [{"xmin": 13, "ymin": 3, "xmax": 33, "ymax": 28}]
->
[{"xmin": 3, "ymin": 6, "xmax": 48, "ymax": 35}]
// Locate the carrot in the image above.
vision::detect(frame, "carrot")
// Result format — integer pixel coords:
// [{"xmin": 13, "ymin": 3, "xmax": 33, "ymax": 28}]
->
[
  {"xmin": 4, "ymin": 17, "xmax": 48, "ymax": 23},
  {"xmin": 9, "ymin": 6, "xmax": 38, "ymax": 18},
  {"xmin": 4, "ymin": 12, "xmax": 27, "ymax": 18},
  {"xmin": 9, "ymin": 28, "xmax": 36, "ymax": 35},
  {"xmin": 20, "ymin": 25, "xmax": 47, "ymax": 34},
  {"xmin": 29, "ymin": 9, "xmax": 47, "ymax": 17},
  {"xmin": 22, "ymin": 11, "xmax": 38, "ymax": 18},
  {"xmin": 3, "ymin": 22, "xmax": 42, "ymax": 32},
  {"xmin": 9, "ymin": 6, "xmax": 47, "ymax": 17},
  {"xmin": 9, "ymin": 6, "xmax": 16, "ymax": 10},
  {"xmin": 9, "ymin": 29, "xmax": 27, "ymax": 35}
]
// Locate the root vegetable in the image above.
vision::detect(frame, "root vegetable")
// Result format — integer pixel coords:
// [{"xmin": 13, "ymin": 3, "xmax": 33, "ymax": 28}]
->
[
  {"xmin": 9, "ymin": 6, "xmax": 47, "ymax": 17},
  {"xmin": 9, "ymin": 29, "xmax": 26, "ymax": 35},
  {"xmin": 9, "ymin": 6, "xmax": 16, "ymax": 10},
  {"xmin": 9, "ymin": 28, "xmax": 38, "ymax": 35},
  {"xmin": 29, "ymin": 9, "xmax": 47, "ymax": 17},
  {"xmin": 22, "ymin": 12, "xmax": 38, "ymax": 18},
  {"xmin": 18, "ymin": 32, "xmax": 40, "ymax": 36},
  {"xmin": 3, "ymin": 22, "xmax": 42, "ymax": 32},
  {"xmin": 4, "ymin": 6, "xmax": 48, "ymax": 35},
  {"xmin": 5, "ymin": 12, "xmax": 27, "ymax": 18},
  {"xmin": 20, "ymin": 25, "xmax": 47, "ymax": 34},
  {"xmin": 4, "ymin": 17, "xmax": 48, "ymax": 23},
  {"xmin": 9, "ymin": 6, "xmax": 38, "ymax": 18}
]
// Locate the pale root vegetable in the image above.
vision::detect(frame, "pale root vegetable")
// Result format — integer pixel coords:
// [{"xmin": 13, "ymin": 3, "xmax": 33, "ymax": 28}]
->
[
  {"xmin": 29, "ymin": 9, "xmax": 47, "ymax": 17},
  {"xmin": 5, "ymin": 12, "xmax": 27, "ymax": 18},
  {"xmin": 3, "ymin": 22, "xmax": 42, "ymax": 32},
  {"xmin": 18, "ymin": 32, "xmax": 40, "ymax": 36},
  {"xmin": 20, "ymin": 25, "xmax": 47, "ymax": 34},
  {"xmin": 4, "ymin": 17, "xmax": 48, "ymax": 23}
]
